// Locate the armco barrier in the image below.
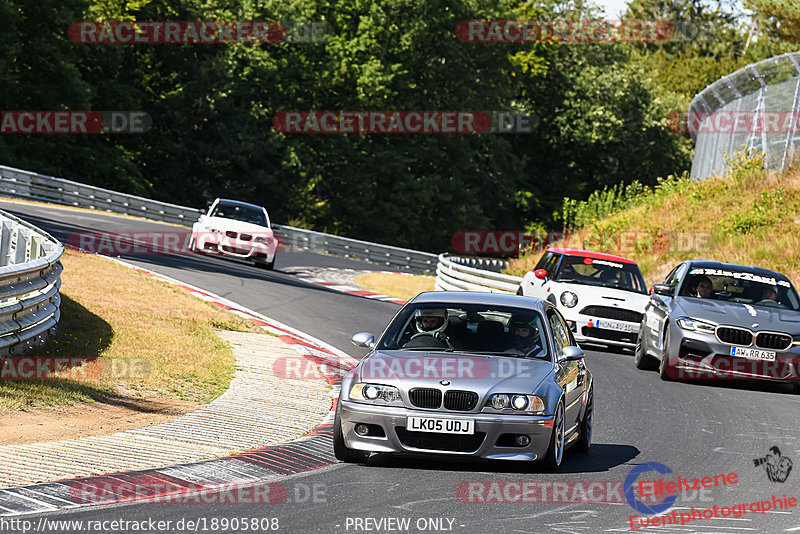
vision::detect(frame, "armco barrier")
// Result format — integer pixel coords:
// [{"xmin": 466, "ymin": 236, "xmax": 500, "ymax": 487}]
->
[
  {"xmin": 435, "ymin": 253, "xmax": 522, "ymax": 294},
  {"xmin": 0, "ymin": 208, "xmax": 63, "ymax": 355},
  {"xmin": 0, "ymin": 164, "xmax": 438, "ymax": 273},
  {"xmin": 0, "ymin": 164, "xmax": 202, "ymax": 226}
]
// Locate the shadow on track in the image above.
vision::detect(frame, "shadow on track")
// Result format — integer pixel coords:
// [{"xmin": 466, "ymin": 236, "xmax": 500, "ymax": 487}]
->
[{"xmin": 361, "ymin": 443, "xmax": 639, "ymax": 474}]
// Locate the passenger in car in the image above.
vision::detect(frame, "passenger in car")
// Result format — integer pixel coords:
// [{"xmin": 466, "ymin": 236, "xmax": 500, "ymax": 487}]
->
[
  {"xmin": 504, "ymin": 317, "xmax": 545, "ymax": 357},
  {"xmin": 760, "ymin": 285, "xmax": 778, "ymax": 302}
]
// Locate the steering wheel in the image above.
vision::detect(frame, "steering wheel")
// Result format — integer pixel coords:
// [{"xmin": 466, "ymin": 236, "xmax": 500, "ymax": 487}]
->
[
  {"xmin": 402, "ymin": 334, "xmax": 449, "ymax": 349},
  {"xmin": 754, "ymin": 299, "xmax": 781, "ymax": 307}
]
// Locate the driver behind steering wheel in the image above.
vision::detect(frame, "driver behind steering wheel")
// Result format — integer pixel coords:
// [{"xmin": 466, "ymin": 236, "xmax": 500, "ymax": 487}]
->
[{"xmin": 403, "ymin": 308, "xmax": 455, "ymax": 349}]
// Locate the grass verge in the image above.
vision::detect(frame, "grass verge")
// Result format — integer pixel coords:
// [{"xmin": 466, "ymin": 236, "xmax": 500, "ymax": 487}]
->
[
  {"xmin": 0, "ymin": 249, "xmax": 260, "ymax": 413},
  {"xmin": 354, "ymin": 272, "xmax": 435, "ymax": 300},
  {"xmin": 507, "ymin": 153, "xmax": 800, "ymax": 285}
]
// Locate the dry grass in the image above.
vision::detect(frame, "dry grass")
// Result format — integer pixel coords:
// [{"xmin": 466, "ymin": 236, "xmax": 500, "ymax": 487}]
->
[
  {"xmin": 354, "ymin": 272, "xmax": 435, "ymax": 300},
  {"xmin": 0, "ymin": 249, "xmax": 260, "ymax": 413},
  {"xmin": 507, "ymin": 161, "xmax": 800, "ymax": 286}
]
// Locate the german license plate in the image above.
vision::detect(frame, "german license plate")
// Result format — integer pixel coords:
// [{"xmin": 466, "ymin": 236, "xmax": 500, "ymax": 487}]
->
[
  {"xmin": 730, "ymin": 346, "xmax": 776, "ymax": 361},
  {"xmin": 407, "ymin": 416, "xmax": 474, "ymax": 435},
  {"xmin": 594, "ymin": 319, "xmax": 637, "ymax": 333}
]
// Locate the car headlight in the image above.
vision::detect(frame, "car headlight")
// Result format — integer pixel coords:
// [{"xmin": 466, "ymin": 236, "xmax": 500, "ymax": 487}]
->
[
  {"xmin": 792, "ymin": 335, "xmax": 800, "ymax": 346},
  {"xmin": 350, "ymin": 383, "xmax": 401, "ymax": 404},
  {"xmin": 676, "ymin": 316, "xmax": 716, "ymax": 334},
  {"xmin": 254, "ymin": 236, "xmax": 273, "ymax": 244},
  {"xmin": 485, "ymin": 393, "xmax": 545, "ymax": 415},
  {"xmin": 560, "ymin": 291, "xmax": 578, "ymax": 308}
]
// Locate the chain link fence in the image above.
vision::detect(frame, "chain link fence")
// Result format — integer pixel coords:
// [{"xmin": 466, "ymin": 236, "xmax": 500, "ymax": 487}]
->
[{"xmin": 689, "ymin": 51, "xmax": 800, "ymax": 179}]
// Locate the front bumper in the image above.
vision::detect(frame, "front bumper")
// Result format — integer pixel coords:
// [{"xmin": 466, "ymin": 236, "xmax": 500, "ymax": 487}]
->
[
  {"xmin": 568, "ymin": 315, "xmax": 640, "ymax": 348},
  {"xmin": 669, "ymin": 330, "xmax": 800, "ymax": 382},
  {"xmin": 339, "ymin": 400, "xmax": 555, "ymax": 461},
  {"xmin": 196, "ymin": 233, "xmax": 276, "ymax": 260}
]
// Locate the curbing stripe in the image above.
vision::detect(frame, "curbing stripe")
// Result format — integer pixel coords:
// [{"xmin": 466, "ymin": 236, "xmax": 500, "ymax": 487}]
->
[
  {"xmin": 0, "ymin": 254, "xmax": 358, "ymax": 517},
  {"xmin": 285, "ymin": 266, "xmax": 408, "ymax": 305}
]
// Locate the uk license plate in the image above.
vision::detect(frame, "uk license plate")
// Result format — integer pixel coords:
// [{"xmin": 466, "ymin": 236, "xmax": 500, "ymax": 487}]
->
[
  {"xmin": 594, "ymin": 319, "xmax": 637, "ymax": 333},
  {"xmin": 730, "ymin": 346, "xmax": 776, "ymax": 361},
  {"xmin": 407, "ymin": 416, "xmax": 474, "ymax": 435}
]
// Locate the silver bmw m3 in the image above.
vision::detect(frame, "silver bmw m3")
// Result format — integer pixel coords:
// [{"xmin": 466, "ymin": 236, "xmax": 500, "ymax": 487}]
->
[{"xmin": 333, "ymin": 291, "xmax": 594, "ymax": 471}]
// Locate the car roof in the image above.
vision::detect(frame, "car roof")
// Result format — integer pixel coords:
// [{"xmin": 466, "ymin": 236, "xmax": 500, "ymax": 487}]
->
[
  {"xmin": 684, "ymin": 260, "xmax": 792, "ymax": 282},
  {"xmin": 214, "ymin": 198, "xmax": 266, "ymax": 211},
  {"xmin": 547, "ymin": 247, "xmax": 637, "ymax": 265},
  {"xmin": 410, "ymin": 291, "xmax": 549, "ymax": 312}
]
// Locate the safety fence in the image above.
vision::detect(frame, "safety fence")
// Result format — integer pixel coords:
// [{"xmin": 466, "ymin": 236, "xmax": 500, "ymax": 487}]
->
[
  {"xmin": 0, "ymin": 208, "xmax": 63, "ymax": 355},
  {"xmin": 689, "ymin": 51, "xmax": 800, "ymax": 178}
]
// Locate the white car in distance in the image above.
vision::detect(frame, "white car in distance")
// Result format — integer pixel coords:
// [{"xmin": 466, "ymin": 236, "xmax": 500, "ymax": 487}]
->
[
  {"xmin": 190, "ymin": 198, "xmax": 278, "ymax": 269},
  {"xmin": 518, "ymin": 248, "xmax": 649, "ymax": 350}
]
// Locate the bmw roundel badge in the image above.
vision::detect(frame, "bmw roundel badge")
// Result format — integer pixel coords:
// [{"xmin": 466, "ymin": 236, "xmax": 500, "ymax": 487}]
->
[{"xmin": 440, "ymin": 380, "xmax": 450, "ymax": 386}]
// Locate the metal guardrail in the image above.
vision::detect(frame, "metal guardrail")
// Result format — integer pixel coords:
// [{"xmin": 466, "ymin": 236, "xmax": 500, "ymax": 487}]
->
[
  {"xmin": 272, "ymin": 225, "xmax": 438, "ymax": 273},
  {"xmin": 0, "ymin": 164, "xmax": 203, "ymax": 226},
  {"xmin": 0, "ymin": 164, "xmax": 439, "ymax": 273},
  {"xmin": 0, "ymin": 208, "xmax": 64, "ymax": 355},
  {"xmin": 435, "ymin": 254, "xmax": 522, "ymax": 294}
]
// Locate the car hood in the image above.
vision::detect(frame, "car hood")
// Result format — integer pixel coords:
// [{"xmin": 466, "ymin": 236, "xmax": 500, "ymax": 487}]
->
[
  {"xmin": 203, "ymin": 217, "xmax": 271, "ymax": 234},
  {"xmin": 555, "ymin": 283, "xmax": 649, "ymax": 309},
  {"xmin": 674, "ymin": 297, "xmax": 800, "ymax": 330},
  {"xmin": 356, "ymin": 350, "xmax": 554, "ymax": 395}
]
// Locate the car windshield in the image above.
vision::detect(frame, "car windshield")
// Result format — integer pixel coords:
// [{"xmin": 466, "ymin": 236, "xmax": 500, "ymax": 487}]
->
[
  {"xmin": 679, "ymin": 267, "xmax": 800, "ymax": 311},
  {"xmin": 377, "ymin": 303, "xmax": 550, "ymax": 359},
  {"xmin": 210, "ymin": 203, "xmax": 268, "ymax": 226},
  {"xmin": 555, "ymin": 255, "xmax": 646, "ymax": 294}
]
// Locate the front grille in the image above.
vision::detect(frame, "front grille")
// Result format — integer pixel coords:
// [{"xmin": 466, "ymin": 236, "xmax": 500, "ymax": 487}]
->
[
  {"xmin": 716, "ymin": 327, "xmax": 753, "ymax": 346},
  {"xmin": 225, "ymin": 231, "xmax": 237, "ymax": 238},
  {"xmin": 444, "ymin": 390, "xmax": 478, "ymax": 411},
  {"xmin": 409, "ymin": 388, "xmax": 442, "ymax": 409},
  {"xmin": 580, "ymin": 306, "xmax": 642, "ymax": 324},
  {"xmin": 582, "ymin": 326, "xmax": 636, "ymax": 344},
  {"xmin": 755, "ymin": 332, "xmax": 792, "ymax": 350},
  {"xmin": 395, "ymin": 426, "xmax": 485, "ymax": 452},
  {"xmin": 240, "ymin": 233, "xmax": 252, "ymax": 241}
]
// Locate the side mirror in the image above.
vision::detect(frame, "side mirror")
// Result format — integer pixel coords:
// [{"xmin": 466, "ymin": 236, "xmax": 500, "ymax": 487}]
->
[
  {"xmin": 351, "ymin": 332, "xmax": 376, "ymax": 349},
  {"xmin": 652, "ymin": 283, "xmax": 673, "ymax": 296},
  {"xmin": 561, "ymin": 345, "xmax": 584, "ymax": 361},
  {"xmin": 534, "ymin": 269, "xmax": 548, "ymax": 280}
]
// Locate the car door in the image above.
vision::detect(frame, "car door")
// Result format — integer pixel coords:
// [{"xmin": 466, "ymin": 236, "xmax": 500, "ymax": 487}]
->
[
  {"xmin": 547, "ymin": 307, "xmax": 583, "ymax": 427},
  {"xmin": 645, "ymin": 263, "xmax": 686, "ymax": 357}
]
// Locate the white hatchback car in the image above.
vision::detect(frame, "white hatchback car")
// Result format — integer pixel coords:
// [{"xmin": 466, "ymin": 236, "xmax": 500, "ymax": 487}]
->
[
  {"xmin": 518, "ymin": 248, "xmax": 649, "ymax": 350},
  {"xmin": 190, "ymin": 198, "xmax": 278, "ymax": 269}
]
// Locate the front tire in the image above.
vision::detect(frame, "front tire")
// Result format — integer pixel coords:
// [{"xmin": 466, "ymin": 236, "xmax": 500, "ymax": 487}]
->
[
  {"xmin": 659, "ymin": 324, "xmax": 675, "ymax": 381},
  {"xmin": 543, "ymin": 399, "xmax": 565, "ymax": 471},
  {"xmin": 333, "ymin": 403, "xmax": 368, "ymax": 463},
  {"xmin": 634, "ymin": 326, "xmax": 657, "ymax": 370},
  {"xmin": 576, "ymin": 387, "xmax": 593, "ymax": 453}
]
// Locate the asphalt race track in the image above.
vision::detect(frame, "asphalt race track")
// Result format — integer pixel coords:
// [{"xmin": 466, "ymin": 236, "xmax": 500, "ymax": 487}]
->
[{"xmin": 3, "ymin": 200, "xmax": 800, "ymax": 533}]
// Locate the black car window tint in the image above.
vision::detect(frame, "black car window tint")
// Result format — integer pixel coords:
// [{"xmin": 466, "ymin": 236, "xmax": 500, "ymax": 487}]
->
[{"xmin": 534, "ymin": 252, "xmax": 552, "ymax": 271}]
